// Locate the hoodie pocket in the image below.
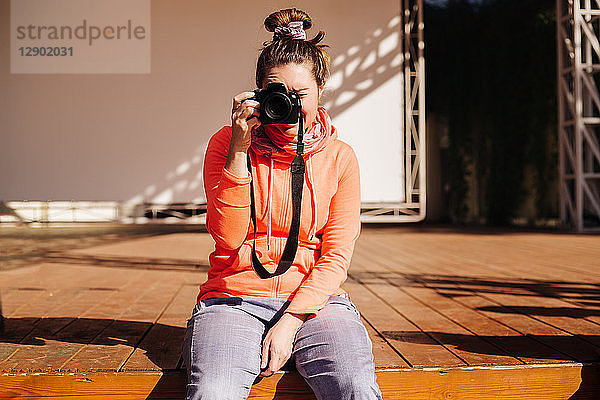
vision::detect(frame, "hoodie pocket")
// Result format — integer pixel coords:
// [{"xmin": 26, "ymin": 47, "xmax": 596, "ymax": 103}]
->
[{"xmin": 294, "ymin": 246, "xmax": 319, "ymax": 275}]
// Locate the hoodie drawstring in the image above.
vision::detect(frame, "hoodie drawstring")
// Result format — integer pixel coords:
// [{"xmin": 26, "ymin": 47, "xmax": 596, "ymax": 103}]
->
[
  {"xmin": 267, "ymin": 157, "xmax": 273, "ymax": 250},
  {"xmin": 306, "ymin": 155, "xmax": 317, "ymax": 241},
  {"xmin": 266, "ymin": 155, "xmax": 317, "ymax": 250}
]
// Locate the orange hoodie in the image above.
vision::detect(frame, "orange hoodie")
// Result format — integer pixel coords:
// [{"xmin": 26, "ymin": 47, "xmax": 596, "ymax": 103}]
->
[{"xmin": 197, "ymin": 124, "xmax": 361, "ymax": 316}]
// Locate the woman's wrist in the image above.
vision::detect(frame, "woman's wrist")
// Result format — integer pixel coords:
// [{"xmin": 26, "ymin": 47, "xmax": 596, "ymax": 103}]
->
[
  {"xmin": 283, "ymin": 311, "xmax": 309, "ymax": 327},
  {"xmin": 228, "ymin": 141, "xmax": 249, "ymax": 153},
  {"xmin": 225, "ymin": 141, "xmax": 250, "ymax": 177}
]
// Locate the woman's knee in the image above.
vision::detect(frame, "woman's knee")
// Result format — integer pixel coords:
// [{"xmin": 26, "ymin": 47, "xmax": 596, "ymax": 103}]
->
[
  {"xmin": 294, "ymin": 306, "xmax": 374, "ymax": 364},
  {"xmin": 298, "ymin": 365, "xmax": 382, "ymax": 400},
  {"xmin": 182, "ymin": 304, "xmax": 264, "ymax": 398},
  {"xmin": 293, "ymin": 303, "xmax": 381, "ymax": 398},
  {"xmin": 185, "ymin": 376, "xmax": 253, "ymax": 400}
]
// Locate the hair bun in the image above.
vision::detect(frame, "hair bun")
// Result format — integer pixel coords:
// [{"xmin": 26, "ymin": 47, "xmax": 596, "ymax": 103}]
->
[
  {"xmin": 256, "ymin": 7, "xmax": 330, "ymax": 89},
  {"xmin": 264, "ymin": 8, "xmax": 312, "ymax": 33}
]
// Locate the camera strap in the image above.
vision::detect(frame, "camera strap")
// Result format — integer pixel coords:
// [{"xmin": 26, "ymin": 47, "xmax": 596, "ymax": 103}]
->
[{"xmin": 246, "ymin": 110, "xmax": 305, "ymax": 279}]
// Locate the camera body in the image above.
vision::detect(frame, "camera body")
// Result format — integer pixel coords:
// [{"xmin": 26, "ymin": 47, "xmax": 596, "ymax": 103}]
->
[{"xmin": 252, "ymin": 82, "xmax": 301, "ymax": 125}]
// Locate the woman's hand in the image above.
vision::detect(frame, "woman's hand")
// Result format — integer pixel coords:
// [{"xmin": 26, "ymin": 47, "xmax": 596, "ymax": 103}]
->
[
  {"xmin": 259, "ymin": 313, "xmax": 306, "ymax": 377},
  {"xmin": 231, "ymin": 91, "xmax": 261, "ymax": 152},
  {"xmin": 225, "ymin": 91, "xmax": 261, "ymax": 177}
]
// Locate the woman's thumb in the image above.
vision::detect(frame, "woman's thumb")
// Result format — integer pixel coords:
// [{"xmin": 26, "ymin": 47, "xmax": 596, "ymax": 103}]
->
[
  {"xmin": 261, "ymin": 343, "xmax": 268, "ymax": 368},
  {"xmin": 248, "ymin": 116, "xmax": 261, "ymax": 130}
]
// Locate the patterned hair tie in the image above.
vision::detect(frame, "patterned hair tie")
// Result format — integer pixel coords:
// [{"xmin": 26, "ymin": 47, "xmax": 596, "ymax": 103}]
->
[{"xmin": 273, "ymin": 21, "xmax": 306, "ymax": 41}]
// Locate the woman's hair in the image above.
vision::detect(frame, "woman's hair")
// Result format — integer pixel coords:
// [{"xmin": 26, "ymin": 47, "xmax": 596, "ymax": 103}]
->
[{"xmin": 256, "ymin": 8, "xmax": 331, "ymax": 90}]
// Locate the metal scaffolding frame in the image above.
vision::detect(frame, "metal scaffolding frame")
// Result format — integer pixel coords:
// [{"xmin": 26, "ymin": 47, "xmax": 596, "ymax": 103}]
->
[
  {"xmin": 363, "ymin": 0, "xmax": 426, "ymax": 222},
  {"xmin": 557, "ymin": 0, "xmax": 600, "ymax": 231},
  {"xmin": 0, "ymin": 200, "xmax": 207, "ymax": 224}
]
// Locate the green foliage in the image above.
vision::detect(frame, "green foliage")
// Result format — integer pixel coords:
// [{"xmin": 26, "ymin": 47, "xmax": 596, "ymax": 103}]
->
[{"xmin": 424, "ymin": 0, "xmax": 558, "ymax": 224}]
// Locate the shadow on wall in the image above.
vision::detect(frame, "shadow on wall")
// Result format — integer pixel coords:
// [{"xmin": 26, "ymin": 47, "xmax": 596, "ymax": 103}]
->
[
  {"xmin": 322, "ymin": 15, "xmax": 402, "ymax": 119},
  {"xmin": 124, "ymin": 11, "xmax": 404, "ymax": 209},
  {"xmin": 1, "ymin": 1, "xmax": 405, "ymax": 211}
]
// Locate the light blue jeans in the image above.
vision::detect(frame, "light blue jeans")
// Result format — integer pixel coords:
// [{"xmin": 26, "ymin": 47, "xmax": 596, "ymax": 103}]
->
[{"xmin": 182, "ymin": 294, "xmax": 383, "ymax": 400}]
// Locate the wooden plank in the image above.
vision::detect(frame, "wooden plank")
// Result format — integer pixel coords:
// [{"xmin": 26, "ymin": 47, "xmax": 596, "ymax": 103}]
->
[
  {"xmin": 61, "ymin": 276, "xmax": 182, "ymax": 372},
  {"xmin": 0, "ymin": 363, "xmax": 592, "ymax": 399},
  {"xmin": 122, "ymin": 283, "xmax": 203, "ymax": 371},
  {"xmin": 0, "ymin": 288, "xmax": 47, "ymax": 319},
  {"xmin": 422, "ymin": 231, "xmax": 600, "ymax": 279},
  {"xmin": 393, "ymin": 280, "xmax": 573, "ymax": 364},
  {"xmin": 0, "ymin": 263, "xmax": 93, "ymax": 291},
  {"xmin": 0, "ymin": 244, "xmax": 205, "ymax": 369},
  {"xmin": 342, "ymin": 278, "xmax": 465, "ymax": 368},
  {"xmin": 0, "ymin": 288, "xmax": 117, "ymax": 371},
  {"xmin": 0, "ymin": 288, "xmax": 82, "ymax": 362},
  {"xmin": 48, "ymin": 269, "xmax": 156, "ymax": 371},
  {"xmin": 365, "ymin": 229, "xmax": 600, "ymax": 296},
  {"xmin": 1, "ymin": 265, "xmax": 157, "ymax": 371},
  {"xmin": 391, "ymin": 233, "xmax": 600, "ymax": 354},
  {"xmin": 357, "ymin": 232, "xmax": 600, "ymax": 364},
  {"xmin": 432, "ymin": 246, "xmax": 600, "ymax": 326},
  {"xmin": 356, "ymin": 274, "xmax": 523, "ymax": 366},
  {"xmin": 457, "ymin": 290, "xmax": 600, "ymax": 352},
  {"xmin": 446, "ymin": 290, "xmax": 600, "ymax": 363},
  {"xmin": 0, "ymin": 264, "xmax": 43, "ymax": 290},
  {"xmin": 71, "ymin": 270, "xmax": 152, "ymax": 321},
  {"xmin": 0, "ymin": 264, "xmax": 115, "ymax": 367},
  {"xmin": 352, "ymin": 241, "xmax": 579, "ymax": 364},
  {"xmin": 362, "ymin": 317, "xmax": 409, "ymax": 368},
  {"xmin": 351, "ymin": 251, "xmax": 524, "ymax": 366},
  {"xmin": 68, "ymin": 233, "xmax": 214, "ymax": 266},
  {"xmin": 360, "ymin": 231, "xmax": 589, "ymax": 304},
  {"xmin": 410, "ymin": 232, "xmax": 600, "ymax": 302}
]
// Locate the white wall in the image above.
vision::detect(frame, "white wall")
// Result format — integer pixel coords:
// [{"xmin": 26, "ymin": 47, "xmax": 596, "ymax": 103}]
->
[{"xmin": 1, "ymin": 0, "xmax": 404, "ymax": 206}]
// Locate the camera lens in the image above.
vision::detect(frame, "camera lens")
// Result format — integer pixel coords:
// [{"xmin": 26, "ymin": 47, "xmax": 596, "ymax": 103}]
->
[{"xmin": 264, "ymin": 93, "xmax": 292, "ymax": 122}]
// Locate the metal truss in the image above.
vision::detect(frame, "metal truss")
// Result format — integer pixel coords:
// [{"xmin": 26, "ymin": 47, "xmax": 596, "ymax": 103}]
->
[
  {"xmin": 557, "ymin": 0, "xmax": 600, "ymax": 231},
  {"xmin": 0, "ymin": 201, "xmax": 206, "ymax": 224},
  {"xmin": 0, "ymin": 201, "xmax": 121, "ymax": 224},
  {"xmin": 364, "ymin": 0, "xmax": 426, "ymax": 223}
]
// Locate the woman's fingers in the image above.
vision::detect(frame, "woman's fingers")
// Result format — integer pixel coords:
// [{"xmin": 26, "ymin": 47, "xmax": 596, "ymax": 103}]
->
[
  {"xmin": 233, "ymin": 92, "xmax": 258, "ymax": 111},
  {"xmin": 232, "ymin": 91, "xmax": 254, "ymax": 108},
  {"xmin": 247, "ymin": 115, "xmax": 261, "ymax": 131},
  {"xmin": 232, "ymin": 101, "xmax": 260, "ymax": 119},
  {"xmin": 260, "ymin": 338, "xmax": 291, "ymax": 377},
  {"xmin": 237, "ymin": 103, "xmax": 259, "ymax": 120},
  {"xmin": 261, "ymin": 336, "xmax": 270, "ymax": 370},
  {"xmin": 232, "ymin": 92, "xmax": 260, "ymax": 126},
  {"xmin": 230, "ymin": 91, "xmax": 261, "ymax": 152}
]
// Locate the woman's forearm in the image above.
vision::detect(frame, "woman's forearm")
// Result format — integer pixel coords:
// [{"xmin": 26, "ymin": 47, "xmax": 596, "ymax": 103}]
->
[
  {"xmin": 203, "ymin": 128, "xmax": 252, "ymax": 251},
  {"xmin": 225, "ymin": 142, "xmax": 250, "ymax": 178}
]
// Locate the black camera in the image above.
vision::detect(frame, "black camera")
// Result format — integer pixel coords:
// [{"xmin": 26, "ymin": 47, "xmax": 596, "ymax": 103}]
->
[{"xmin": 252, "ymin": 82, "xmax": 301, "ymax": 125}]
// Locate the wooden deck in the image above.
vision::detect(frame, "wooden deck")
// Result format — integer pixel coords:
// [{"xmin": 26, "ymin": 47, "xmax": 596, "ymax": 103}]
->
[{"xmin": 0, "ymin": 224, "xmax": 598, "ymax": 399}]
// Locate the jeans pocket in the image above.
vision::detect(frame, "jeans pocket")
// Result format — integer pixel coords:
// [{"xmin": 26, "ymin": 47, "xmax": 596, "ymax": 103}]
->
[
  {"xmin": 348, "ymin": 299, "xmax": 361, "ymax": 318},
  {"xmin": 329, "ymin": 295, "xmax": 361, "ymax": 318},
  {"xmin": 188, "ymin": 301, "xmax": 205, "ymax": 321}
]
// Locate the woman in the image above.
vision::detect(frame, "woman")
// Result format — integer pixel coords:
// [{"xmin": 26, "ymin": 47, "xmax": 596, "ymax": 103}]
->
[{"xmin": 182, "ymin": 8, "xmax": 383, "ymax": 400}]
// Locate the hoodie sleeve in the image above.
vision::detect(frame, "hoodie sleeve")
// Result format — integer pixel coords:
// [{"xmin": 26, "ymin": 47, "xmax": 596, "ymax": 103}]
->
[
  {"xmin": 203, "ymin": 126, "xmax": 251, "ymax": 250},
  {"xmin": 284, "ymin": 143, "xmax": 361, "ymax": 316}
]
